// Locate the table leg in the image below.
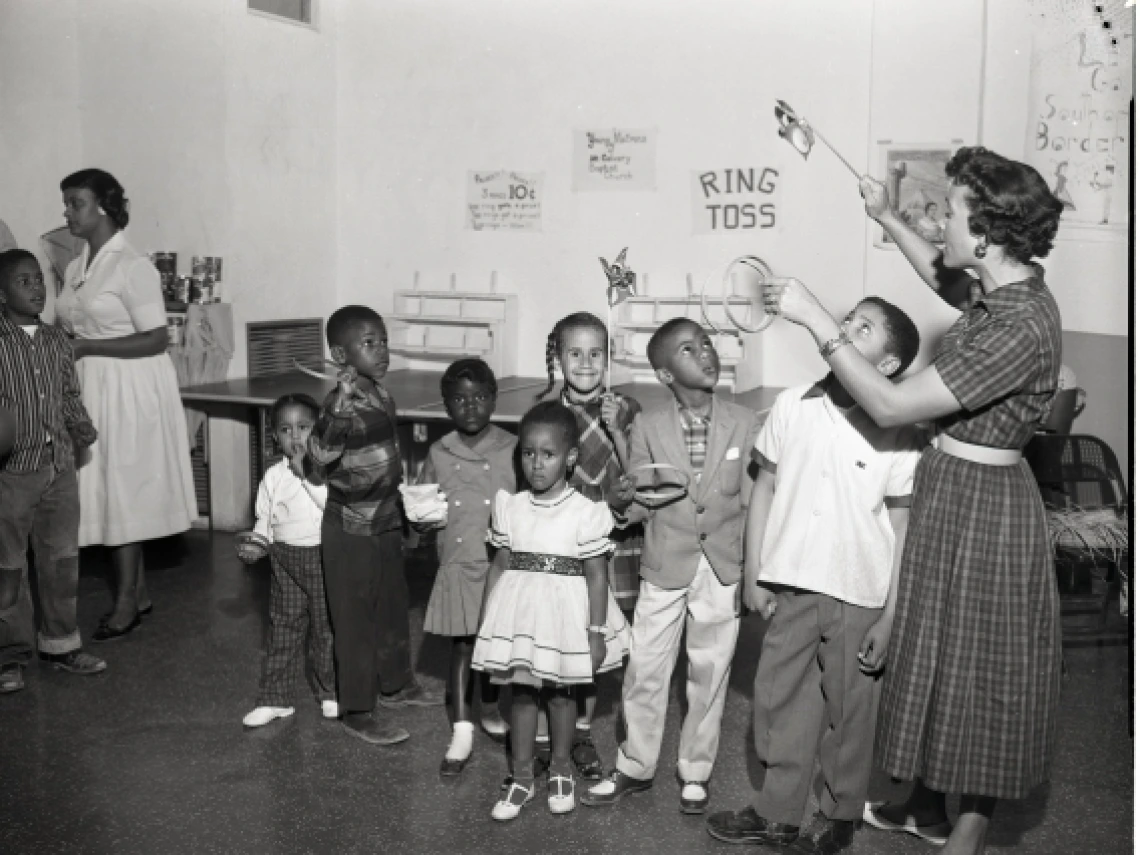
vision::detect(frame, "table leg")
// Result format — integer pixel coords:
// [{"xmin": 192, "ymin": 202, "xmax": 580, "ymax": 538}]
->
[{"xmin": 205, "ymin": 403, "xmax": 254, "ymax": 531}]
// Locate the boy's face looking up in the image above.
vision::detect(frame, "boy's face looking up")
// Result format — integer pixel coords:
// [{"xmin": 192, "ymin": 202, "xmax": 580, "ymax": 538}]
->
[
  {"xmin": 655, "ymin": 321, "xmax": 720, "ymax": 391},
  {"xmin": 331, "ymin": 319, "xmax": 389, "ymax": 381},
  {"xmin": 841, "ymin": 301, "xmax": 900, "ymax": 378},
  {"xmin": 444, "ymin": 378, "xmax": 496, "ymax": 438},
  {"xmin": 0, "ymin": 259, "xmax": 47, "ymax": 325}
]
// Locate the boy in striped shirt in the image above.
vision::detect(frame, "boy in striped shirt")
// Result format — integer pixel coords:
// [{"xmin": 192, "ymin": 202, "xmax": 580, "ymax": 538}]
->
[{"xmin": 309, "ymin": 305, "xmax": 440, "ymax": 746}]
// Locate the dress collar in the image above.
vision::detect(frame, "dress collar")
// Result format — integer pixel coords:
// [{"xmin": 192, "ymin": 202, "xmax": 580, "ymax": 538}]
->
[
  {"xmin": 75, "ymin": 231, "xmax": 126, "ymax": 287},
  {"xmin": 971, "ymin": 264, "xmax": 1046, "ymax": 315},
  {"xmin": 0, "ymin": 314, "xmax": 35, "ymax": 338},
  {"xmin": 528, "ymin": 485, "xmax": 575, "ymax": 508},
  {"xmin": 440, "ymin": 425, "xmax": 512, "ymax": 459}
]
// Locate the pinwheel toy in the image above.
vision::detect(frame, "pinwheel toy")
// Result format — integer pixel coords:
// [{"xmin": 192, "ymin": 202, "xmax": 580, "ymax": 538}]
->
[
  {"xmin": 598, "ymin": 247, "xmax": 638, "ymax": 391},
  {"xmin": 775, "ymin": 99, "xmax": 859, "ymax": 179}
]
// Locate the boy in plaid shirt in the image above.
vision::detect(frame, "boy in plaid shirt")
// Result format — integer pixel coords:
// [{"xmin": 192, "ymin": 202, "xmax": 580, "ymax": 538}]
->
[{"xmin": 309, "ymin": 305, "xmax": 440, "ymax": 746}]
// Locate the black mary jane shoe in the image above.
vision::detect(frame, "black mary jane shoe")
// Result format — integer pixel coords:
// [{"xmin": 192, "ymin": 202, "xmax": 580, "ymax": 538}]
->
[
  {"xmin": 706, "ymin": 806, "xmax": 800, "ymax": 846},
  {"xmin": 91, "ymin": 614, "xmax": 142, "ymax": 643},
  {"xmin": 439, "ymin": 755, "xmax": 470, "ymax": 777},
  {"xmin": 678, "ymin": 778, "xmax": 710, "ymax": 815},
  {"xmin": 571, "ymin": 729, "xmax": 605, "ymax": 781}
]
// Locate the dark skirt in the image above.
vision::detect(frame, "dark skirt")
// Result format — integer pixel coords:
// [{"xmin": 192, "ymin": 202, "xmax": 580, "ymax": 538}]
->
[{"xmin": 875, "ymin": 448, "xmax": 1063, "ymax": 799}]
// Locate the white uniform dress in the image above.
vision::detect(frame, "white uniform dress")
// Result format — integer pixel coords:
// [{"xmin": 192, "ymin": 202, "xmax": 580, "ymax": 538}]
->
[
  {"xmin": 472, "ymin": 487, "xmax": 630, "ymax": 687},
  {"xmin": 55, "ymin": 232, "xmax": 196, "ymax": 547}
]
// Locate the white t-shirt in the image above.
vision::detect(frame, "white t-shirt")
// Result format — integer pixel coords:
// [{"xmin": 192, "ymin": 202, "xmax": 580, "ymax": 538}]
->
[
  {"xmin": 253, "ymin": 459, "xmax": 328, "ymax": 547},
  {"xmin": 752, "ymin": 380, "xmax": 922, "ymax": 609}
]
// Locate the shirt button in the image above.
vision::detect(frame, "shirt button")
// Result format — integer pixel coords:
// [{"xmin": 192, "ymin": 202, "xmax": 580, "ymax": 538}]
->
[
  {"xmin": 813, "ymin": 510, "xmax": 821, "ymax": 516},
  {"xmin": 484, "ymin": 464, "xmax": 490, "ymax": 471},
  {"xmin": 484, "ymin": 499, "xmax": 490, "ymax": 505},
  {"xmin": 455, "ymin": 464, "xmax": 461, "ymax": 470},
  {"xmin": 456, "ymin": 537, "xmax": 463, "ymax": 543},
  {"xmin": 696, "ymin": 506, "xmax": 705, "ymax": 514},
  {"xmin": 821, "ymin": 471, "xmax": 828, "ymax": 478},
  {"xmin": 454, "ymin": 500, "xmax": 461, "ymax": 506},
  {"xmin": 699, "ymin": 532, "xmax": 708, "ymax": 541}
]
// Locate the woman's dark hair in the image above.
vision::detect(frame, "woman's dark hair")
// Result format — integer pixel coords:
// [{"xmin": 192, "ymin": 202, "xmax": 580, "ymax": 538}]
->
[
  {"xmin": 60, "ymin": 169, "xmax": 130, "ymax": 230},
  {"xmin": 441, "ymin": 357, "xmax": 498, "ymax": 399},
  {"xmin": 536, "ymin": 312, "xmax": 608, "ymax": 399},
  {"xmin": 518, "ymin": 401, "xmax": 579, "ymax": 451},
  {"xmin": 859, "ymin": 296, "xmax": 921, "ymax": 379},
  {"xmin": 945, "ymin": 146, "xmax": 1063, "ymax": 264},
  {"xmin": 269, "ymin": 393, "xmax": 320, "ymax": 436}
]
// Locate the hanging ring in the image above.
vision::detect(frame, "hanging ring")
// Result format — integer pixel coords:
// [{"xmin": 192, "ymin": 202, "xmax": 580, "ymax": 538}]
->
[
  {"xmin": 700, "ymin": 256, "xmax": 777, "ymax": 335},
  {"xmin": 631, "ymin": 462, "xmax": 690, "ymax": 505}
]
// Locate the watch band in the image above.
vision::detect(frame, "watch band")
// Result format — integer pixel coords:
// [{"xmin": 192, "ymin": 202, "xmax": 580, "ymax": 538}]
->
[{"xmin": 586, "ymin": 625, "xmax": 607, "ymax": 634}]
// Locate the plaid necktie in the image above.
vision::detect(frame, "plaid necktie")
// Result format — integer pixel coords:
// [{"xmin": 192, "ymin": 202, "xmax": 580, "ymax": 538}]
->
[{"xmin": 679, "ymin": 406, "xmax": 710, "ymax": 475}]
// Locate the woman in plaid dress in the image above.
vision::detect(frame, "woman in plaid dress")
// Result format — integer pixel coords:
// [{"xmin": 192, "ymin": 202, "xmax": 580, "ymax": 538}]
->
[
  {"xmin": 536, "ymin": 311, "xmax": 642, "ymax": 780},
  {"xmin": 765, "ymin": 147, "xmax": 1064, "ymax": 855}
]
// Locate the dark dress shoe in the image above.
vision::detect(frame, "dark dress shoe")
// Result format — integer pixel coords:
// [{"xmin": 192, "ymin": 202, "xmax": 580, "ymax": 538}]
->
[
  {"xmin": 439, "ymin": 755, "xmax": 469, "ymax": 777},
  {"xmin": 679, "ymin": 779, "xmax": 710, "ymax": 815},
  {"xmin": 571, "ymin": 729, "xmax": 605, "ymax": 781},
  {"xmin": 706, "ymin": 806, "xmax": 800, "ymax": 846},
  {"xmin": 91, "ymin": 614, "xmax": 142, "ymax": 642},
  {"xmin": 99, "ymin": 605, "xmax": 151, "ymax": 627},
  {"xmin": 790, "ymin": 814, "xmax": 857, "ymax": 854},
  {"xmin": 580, "ymin": 770, "xmax": 653, "ymax": 807}
]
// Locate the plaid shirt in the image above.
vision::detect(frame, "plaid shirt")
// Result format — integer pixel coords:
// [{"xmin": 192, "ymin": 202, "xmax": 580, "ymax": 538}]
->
[
  {"xmin": 309, "ymin": 382, "xmax": 403, "ymax": 535},
  {"xmin": 0, "ymin": 315, "xmax": 94, "ymax": 474},
  {"xmin": 678, "ymin": 402, "xmax": 712, "ymax": 478},
  {"xmin": 934, "ymin": 269, "xmax": 1061, "ymax": 450}
]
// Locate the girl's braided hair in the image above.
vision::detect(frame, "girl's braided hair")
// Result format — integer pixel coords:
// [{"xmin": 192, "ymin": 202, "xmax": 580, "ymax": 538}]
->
[{"xmin": 535, "ymin": 312, "xmax": 609, "ymax": 400}]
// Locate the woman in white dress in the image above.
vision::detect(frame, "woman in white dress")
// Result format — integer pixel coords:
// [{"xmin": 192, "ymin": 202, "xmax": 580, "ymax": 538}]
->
[{"xmin": 55, "ymin": 169, "xmax": 196, "ymax": 641}]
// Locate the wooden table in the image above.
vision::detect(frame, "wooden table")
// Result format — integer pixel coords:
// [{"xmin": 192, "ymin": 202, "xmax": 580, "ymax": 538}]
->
[{"xmin": 180, "ymin": 369, "xmax": 781, "ymax": 530}]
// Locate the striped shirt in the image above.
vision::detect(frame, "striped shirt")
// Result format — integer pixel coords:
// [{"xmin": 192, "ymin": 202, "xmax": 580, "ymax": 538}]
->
[
  {"xmin": 0, "ymin": 315, "xmax": 94, "ymax": 474},
  {"xmin": 934, "ymin": 269, "xmax": 1061, "ymax": 450},
  {"xmin": 309, "ymin": 382, "xmax": 403, "ymax": 535}
]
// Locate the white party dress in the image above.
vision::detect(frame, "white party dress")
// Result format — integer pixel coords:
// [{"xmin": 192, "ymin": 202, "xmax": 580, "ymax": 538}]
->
[
  {"xmin": 56, "ymin": 232, "xmax": 196, "ymax": 546},
  {"xmin": 472, "ymin": 487, "xmax": 630, "ymax": 687}
]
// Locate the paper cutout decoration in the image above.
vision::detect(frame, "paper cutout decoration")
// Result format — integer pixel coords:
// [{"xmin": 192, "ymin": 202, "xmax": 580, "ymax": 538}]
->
[{"xmin": 774, "ymin": 100, "xmax": 860, "ymax": 179}]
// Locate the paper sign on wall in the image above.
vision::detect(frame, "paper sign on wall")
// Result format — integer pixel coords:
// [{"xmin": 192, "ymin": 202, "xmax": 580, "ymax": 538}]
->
[
  {"xmin": 691, "ymin": 167, "xmax": 782, "ymax": 235},
  {"xmin": 572, "ymin": 129, "xmax": 656, "ymax": 191},
  {"xmin": 467, "ymin": 171, "xmax": 544, "ymax": 232}
]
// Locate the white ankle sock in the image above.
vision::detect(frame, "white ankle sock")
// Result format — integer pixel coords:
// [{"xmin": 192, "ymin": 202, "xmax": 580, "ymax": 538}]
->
[{"xmin": 446, "ymin": 721, "xmax": 475, "ymax": 761}]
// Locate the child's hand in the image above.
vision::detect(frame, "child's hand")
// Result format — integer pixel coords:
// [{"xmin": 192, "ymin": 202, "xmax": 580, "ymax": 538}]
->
[
  {"xmin": 331, "ymin": 364, "xmax": 363, "ymax": 414},
  {"xmin": 588, "ymin": 630, "xmax": 606, "ymax": 673},
  {"xmin": 857, "ymin": 615, "xmax": 893, "ymax": 675},
  {"xmin": 606, "ymin": 475, "xmax": 636, "ymax": 511},
  {"xmin": 600, "ymin": 393, "xmax": 621, "ymax": 430},
  {"xmin": 287, "ymin": 447, "xmax": 307, "ymax": 479},
  {"xmin": 236, "ymin": 542, "xmax": 267, "ymax": 564},
  {"xmin": 70, "ymin": 421, "xmax": 98, "ymax": 449},
  {"xmin": 744, "ymin": 581, "xmax": 778, "ymax": 619},
  {"xmin": 859, "ymin": 175, "xmax": 890, "ymax": 221}
]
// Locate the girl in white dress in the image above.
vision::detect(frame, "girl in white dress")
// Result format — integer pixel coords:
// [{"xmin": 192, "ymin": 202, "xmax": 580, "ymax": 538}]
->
[
  {"xmin": 55, "ymin": 169, "xmax": 196, "ymax": 640},
  {"xmin": 473, "ymin": 401, "xmax": 630, "ymax": 821}
]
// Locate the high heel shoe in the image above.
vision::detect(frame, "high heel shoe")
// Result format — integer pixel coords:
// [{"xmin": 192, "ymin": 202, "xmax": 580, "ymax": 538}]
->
[{"xmin": 92, "ymin": 614, "xmax": 142, "ymax": 642}]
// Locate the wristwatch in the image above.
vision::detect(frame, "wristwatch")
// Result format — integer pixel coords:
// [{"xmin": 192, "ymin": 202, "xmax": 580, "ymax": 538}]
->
[
  {"xmin": 818, "ymin": 331, "xmax": 852, "ymax": 359},
  {"xmin": 587, "ymin": 625, "xmax": 607, "ymax": 634}
]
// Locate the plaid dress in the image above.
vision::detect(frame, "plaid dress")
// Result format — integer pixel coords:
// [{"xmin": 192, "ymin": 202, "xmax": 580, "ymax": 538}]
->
[
  {"xmin": 561, "ymin": 389, "xmax": 643, "ymax": 610},
  {"xmin": 875, "ymin": 272, "xmax": 1063, "ymax": 800}
]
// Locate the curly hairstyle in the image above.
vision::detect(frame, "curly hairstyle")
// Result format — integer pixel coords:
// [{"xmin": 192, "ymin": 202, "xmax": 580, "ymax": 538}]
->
[
  {"xmin": 441, "ymin": 357, "xmax": 498, "ymax": 399},
  {"xmin": 518, "ymin": 400, "xmax": 580, "ymax": 451},
  {"xmin": 945, "ymin": 146, "xmax": 1063, "ymax": 265},
  {"xmin": 535, "ymin": 311, "xmax": 609, "ymax": 400},
  {"xmin": 60, "ymin": 169, "xmax": 130, "ymax": 230}
]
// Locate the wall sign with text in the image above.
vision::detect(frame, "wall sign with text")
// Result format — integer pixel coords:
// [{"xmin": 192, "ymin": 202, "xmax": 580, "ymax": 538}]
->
[
  {"xmin": 572, "ymin": 128, "xmax": 657, "ymax": 191},
  {"xmin": 466, "ymin": 171, "xmax": 544, "ymax": 232},
  {"xmin": 690, "ymin": 167, "xmax": 781, "ymax": 235}
]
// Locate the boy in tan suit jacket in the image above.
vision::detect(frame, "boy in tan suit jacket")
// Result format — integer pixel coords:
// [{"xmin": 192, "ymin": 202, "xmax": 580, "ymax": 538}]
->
[{"xmin": 582, "ymin": 318, "xmax": 761, "ymax": 815}]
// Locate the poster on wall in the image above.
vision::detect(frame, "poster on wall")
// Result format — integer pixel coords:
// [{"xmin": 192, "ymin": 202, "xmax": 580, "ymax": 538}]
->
[
  {"xmin": 572, "ymin": 129, "xmax": 657, "ymax": 191},
  {"xmin": 1025, "ymin": 7, "xmax": 1132, "ymax": 229},
  {"xmin": 875, "ymin": 143, "xmax": 963, "ymax": 249},
  {"xmin": 690, "ymin": 167, "xmax": 782, "ymax": 235},
  {"xmin": 466, "ymin": 171, "xmax": 544, "ymax": 232}
]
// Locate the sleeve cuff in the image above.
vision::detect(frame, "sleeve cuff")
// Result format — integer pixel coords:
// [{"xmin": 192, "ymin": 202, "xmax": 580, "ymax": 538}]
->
[
  {"xmin": 751, "ymin": 448, "xmax": 777, "ymax": 474},
  {"xmin": 884, "ymin": 495, "xmax": 911, "ymax": 509}
]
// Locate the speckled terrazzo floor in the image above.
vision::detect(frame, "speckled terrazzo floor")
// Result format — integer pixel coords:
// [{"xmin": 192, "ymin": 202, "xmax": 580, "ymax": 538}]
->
[{"xmin": 0, "ymin": 531, "xmax": 1132, "ymax": 855}]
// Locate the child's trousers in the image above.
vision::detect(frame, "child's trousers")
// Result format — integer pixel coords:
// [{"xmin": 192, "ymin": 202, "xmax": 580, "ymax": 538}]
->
[
  {"xmin": 0, "ymin": 466, "xmax": 82, "ymax": 665},
  {"xmin": 320, "ymin": 522, "xmax": 413, "ymax": 714},
  {"xmin": 752, "ymin": 589, "xmax": 882, "ymax": 826},
  {"xmin": 255, "ymin": 542, "xmax": 336, "ymax": 708}
]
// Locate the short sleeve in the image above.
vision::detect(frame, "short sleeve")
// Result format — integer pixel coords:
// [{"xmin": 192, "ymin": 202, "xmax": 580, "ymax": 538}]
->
[
  {"xmin": 488, "ymin": 489, "xmax": 513, "ymax": 549},
  {"xmin": 884, "ymin": 427, "xmax": 923, "ymax": 509},
  {"xmin": 934, "ymin": 317, "xmax": 1040, "ymax": 413},
  {"xmin": 120, "ymin": 257, "xmax": 167, "ymax": 332},
  {"xmin": 752, "ymin": 390, "xmax": 791, "ymax": 474},
  {"xmin": 577, "ymin": 499, "xmax": 615, "ymax": 559}
]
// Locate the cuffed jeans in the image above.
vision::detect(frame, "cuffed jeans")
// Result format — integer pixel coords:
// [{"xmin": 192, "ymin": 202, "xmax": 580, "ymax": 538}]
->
[{"xmin": 0, "ymin": 466, "xmax": 82, "ymax": 665}]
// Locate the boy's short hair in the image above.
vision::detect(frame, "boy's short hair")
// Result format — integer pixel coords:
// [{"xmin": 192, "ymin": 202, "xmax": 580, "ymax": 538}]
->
[
  {"xmin": 441, "ymin": 357, "xmax": 498, "ymax": 399},
  {"xmin": 0, "ymin": 249, "xmax": 40, "ymax": 290},
  {"xmin": 269, "ymin": 393, "xmax": 321, "ymax": 428},
  {"xmin": 518, "ymin": 400, "xmax": 579, "ymax": 450},
  {"xmin": 860, "ymin": 297, "xmax": 920, "ymax": 378},
  {"xmin": 646, "ymin": 317, "xmax": 700, "ymax": 370},
  {"xmin": 327, "ymin": 305, "xmax": 385, "ymax": 348}
]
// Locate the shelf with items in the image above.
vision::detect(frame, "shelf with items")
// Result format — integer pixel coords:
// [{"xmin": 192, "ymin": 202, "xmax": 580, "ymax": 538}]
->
[{"xmin": 388, "ymin": 272, "xmax": 518, "ymax": 377}]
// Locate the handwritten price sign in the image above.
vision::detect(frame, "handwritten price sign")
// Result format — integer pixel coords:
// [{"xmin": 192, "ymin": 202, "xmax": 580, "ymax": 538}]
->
[{"xmin": 467, "ymin": 171, "xmax": 544, "ymax": 232}]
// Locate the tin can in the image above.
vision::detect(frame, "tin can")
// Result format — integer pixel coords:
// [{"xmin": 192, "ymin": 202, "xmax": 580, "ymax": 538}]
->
[
  {"xmin": 196, "ymin": 281, "xmax": 213, "ymax": 304},
  {"xmin": 204, "ymin": 256, "xmax": 222, "ymax": 282},
  {"xmin": 191, "ymin": 256, "xmax": 208, "ymax": 279},
  {"xmin": 174, "ymin": 276, "xmax": 191, "ymax": 304},
  {"xmin": 166, "ymin": 314, "xmax": 186, "ymax": 347}
]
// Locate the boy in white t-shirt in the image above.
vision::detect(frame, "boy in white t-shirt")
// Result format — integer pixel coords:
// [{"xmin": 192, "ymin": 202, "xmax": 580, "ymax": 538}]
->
[{"xmin": 707, "ymin": 297, "xmax": 922, "ymax": 855}]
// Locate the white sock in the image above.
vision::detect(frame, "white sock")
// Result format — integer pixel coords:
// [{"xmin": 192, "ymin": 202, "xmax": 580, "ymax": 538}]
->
[{"xmin": 446, "ymin": 721, "xmax": 475, "ymax": 761}]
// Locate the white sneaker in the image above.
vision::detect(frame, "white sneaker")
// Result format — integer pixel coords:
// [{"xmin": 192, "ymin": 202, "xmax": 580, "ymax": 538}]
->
[
  {"xmin": 242, "ymin": 706, "xmax": 295, "ymax": 728},
  {"xmin": 321, "ymin": 700, "xmax": 339, "ymax": 719},
  {"xmin": 491, "ymin": 780, "xmax": 535, "ymax": 821}
]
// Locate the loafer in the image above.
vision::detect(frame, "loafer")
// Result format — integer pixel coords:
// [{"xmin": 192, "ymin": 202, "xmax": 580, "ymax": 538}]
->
[
  {"xmin": 491, "ymin": 779, "xmax": 535, "ymax": 821},
  {"xmin": 580, "ymin": 770, "xmax": 653, "ymax": 807},
  {"xmin": 480, "ymin": 715, "xmax": 510, "ymax": 744},
  {"xmin": 791, "ymin": 813, "xmax": 858, "ymax": 854},
  {"xmin": 91, "ymin": 614, "xmax": 141, "ymax": 643},
  {"xmin": 377, "ymin": 681, "xmax": 444, "ymax": 709},
  {"xmin": 0, "ymin": 664, "xmax": 24, "ymax": 693},
  {"xmin": 863, "ymin": 802, "xmax": 951, "ymax": 846},
  {"xmin": 680, "ymin": 779, "xmax": 710, "ymax": 815},
  {"xmin": 571, "ymin": 729, "xmax": 605, "ymax": 781},
  {"xmin": 39, "ymin": 649, "xmax": 107, "ymax": 676},
  {"xmin": 439, "ymin": 755, "xmax": 470, "ymax": 777},
  {"xmin": 243, "ymin": 706, "xmax": 295, "ymax": 728},
  {"xmin": 341, "ymin": 712, "xmax": 410, "ymax": 746},
  {"xmin": 706, "ymin": 806, "xmax": 800, "ymax": 846}
]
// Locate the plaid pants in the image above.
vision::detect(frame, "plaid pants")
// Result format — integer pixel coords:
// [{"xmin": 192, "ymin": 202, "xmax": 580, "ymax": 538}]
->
[{"xmin": 256, "ymin": 542, "xmax": 336, "ymax": 707}]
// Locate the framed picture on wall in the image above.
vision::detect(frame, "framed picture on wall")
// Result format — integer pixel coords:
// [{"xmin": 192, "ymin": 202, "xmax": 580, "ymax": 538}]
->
[{"xmin": 875, "ymin": 141, "xmax": 964, "ymax": 249}]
